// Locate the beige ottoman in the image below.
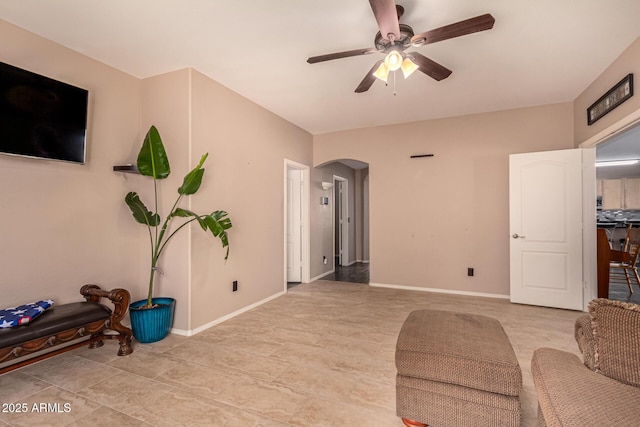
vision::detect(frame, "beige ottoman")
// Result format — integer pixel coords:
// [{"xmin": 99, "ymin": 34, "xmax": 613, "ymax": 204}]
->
[{"xmin": 395, "ymin": 310, "xmax": 522, "ymax": 427}]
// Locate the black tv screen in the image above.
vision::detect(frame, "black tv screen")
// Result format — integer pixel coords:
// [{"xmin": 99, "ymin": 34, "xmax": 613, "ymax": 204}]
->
[{"xmin": 0, "ymin": 61, "xmax": 88, "ymax": 164}]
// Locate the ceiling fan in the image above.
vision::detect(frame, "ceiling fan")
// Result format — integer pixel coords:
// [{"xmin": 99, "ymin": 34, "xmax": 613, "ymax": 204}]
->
[{"xmin": 307, "ymin": 0, "xmax": 495, "ymax": 93}]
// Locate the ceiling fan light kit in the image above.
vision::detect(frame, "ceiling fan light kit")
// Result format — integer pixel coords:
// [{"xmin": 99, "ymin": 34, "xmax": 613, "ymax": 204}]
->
[
  {"xmin": 401, "ymin": 57, "xmax": 419, "ymax": 79},
  {"xmin": 385, "ymin": 50, "xmax": 403, "ymax": 71},
  {"xmin": 373, "ymin": 62, "xmax": 389, "ymax": 83},
  {"xmin": 372, "ymin": 52, "xmax": 418, "ymax": 83},
  {"xmin": 307, "ymin": 0, "xmax": 495, "ymax": 93}
]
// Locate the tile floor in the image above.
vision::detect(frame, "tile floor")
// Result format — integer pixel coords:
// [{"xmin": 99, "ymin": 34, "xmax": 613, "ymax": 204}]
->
[{"xmin": 0, "ymin": 281, "xmax": 582, "ymax": 426}]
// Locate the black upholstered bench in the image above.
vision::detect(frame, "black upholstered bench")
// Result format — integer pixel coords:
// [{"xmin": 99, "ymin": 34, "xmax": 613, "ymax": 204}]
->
[{"xmin": 0, "ymin": 285, "xmax": 133, "ymax": 374}]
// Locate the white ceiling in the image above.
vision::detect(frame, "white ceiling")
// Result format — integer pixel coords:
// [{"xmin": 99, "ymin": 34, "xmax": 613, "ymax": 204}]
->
[{"xmin": 1, "ymin": 0, "xmax": 640, "ymax": 135}]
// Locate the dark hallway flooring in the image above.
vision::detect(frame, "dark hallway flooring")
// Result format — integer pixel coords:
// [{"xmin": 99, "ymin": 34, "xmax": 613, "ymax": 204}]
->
[
  {"xmin": 321, "ymin": 262, "xmax": 370, "ymax": 284},
  {"xmin": 288, "ymin": 262, "xmax": 370, "ymax": 289}
]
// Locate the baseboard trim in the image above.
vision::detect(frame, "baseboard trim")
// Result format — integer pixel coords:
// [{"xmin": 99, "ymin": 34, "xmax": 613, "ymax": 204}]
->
[
  {"xmin": 369, "ymin": 282, "xmax": 509, "ymax": 300},
  {"xmin": 310, "ymin": 269, "xmax": 335, "ymax": 282},
  {"xmin": 170, "ymin": 290, "xmax": 286, "ymax": 337},
  {"xmin": 170, "ymin": 282, "xmax": 508, "ymax": 337}
]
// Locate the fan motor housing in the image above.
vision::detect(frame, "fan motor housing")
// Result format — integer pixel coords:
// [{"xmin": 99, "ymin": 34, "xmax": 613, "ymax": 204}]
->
[{"xmin": 374, "ymin": 24, "xmax": 414, "ymax": 51}]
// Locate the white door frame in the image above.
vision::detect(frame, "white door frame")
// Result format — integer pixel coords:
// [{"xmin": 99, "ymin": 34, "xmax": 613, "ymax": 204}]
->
[
  {"xmin": 579, "ymin": 110, "xmax": 640, "ymax": 310},
  {"xmin": 581, "ymin": 148, "xmax": 597, "ymax": 310},
  {"xmin": 333, "ymin": 175, "xmax": 349, "ymax": 266},
  {"xmin": 284, "ymin": 160, "xmax": 310, "ymax": 291},
  {"xmin": 286, "ymin": 167, "xmax": 302, "ymax": 282}
]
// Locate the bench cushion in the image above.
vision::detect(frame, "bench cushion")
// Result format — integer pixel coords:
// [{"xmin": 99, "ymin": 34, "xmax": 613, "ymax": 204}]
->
[
  {"xmin": 0, "ymin": 302, "xmax": 111, "ymax": 348},
  {"xmin": 396, "ymin": 310, "xmax": 521, "ymax": 396}
]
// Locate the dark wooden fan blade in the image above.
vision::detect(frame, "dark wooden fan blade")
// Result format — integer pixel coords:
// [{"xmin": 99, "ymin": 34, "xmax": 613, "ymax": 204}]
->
[
  {"xmin": 408, "ymin": 53, "xmax": 452, "ymax": 81},
  {"xmin": 307, "ymin": 48, "xmax": 379, "ymax": 64},
  {"xmin": 369, "ymin": 0, "xmax": 400, "ymax": 41},
  {"xmin": 411, "ymin": 13, "xmax": 495, "ymax": 46},
  {"xmin": 355, "ymin": 60, "xmax": 384, "ymax": 93}
]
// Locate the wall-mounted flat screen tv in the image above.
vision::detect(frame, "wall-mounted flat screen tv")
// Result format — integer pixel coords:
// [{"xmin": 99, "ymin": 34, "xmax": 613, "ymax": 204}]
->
[{"xmin": 0, "ymin": 61, "xmax": 88, "ymax": 164}]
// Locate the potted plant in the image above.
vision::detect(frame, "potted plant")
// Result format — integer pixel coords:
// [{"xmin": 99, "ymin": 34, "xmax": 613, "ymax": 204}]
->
[{"xmin": 125, "ymin": 125, "xmax": 231, "ymax": 343}]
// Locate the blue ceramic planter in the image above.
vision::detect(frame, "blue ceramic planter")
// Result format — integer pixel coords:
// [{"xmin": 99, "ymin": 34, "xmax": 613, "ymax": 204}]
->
[{"xmin": 129, "ymin": 297, "xmax": 175, "ymax": 343}]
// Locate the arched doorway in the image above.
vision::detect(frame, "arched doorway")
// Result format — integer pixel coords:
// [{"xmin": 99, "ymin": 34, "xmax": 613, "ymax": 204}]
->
[{"xmin": 315, "ymin": 159, "xmax": 370, "ymax": 284}]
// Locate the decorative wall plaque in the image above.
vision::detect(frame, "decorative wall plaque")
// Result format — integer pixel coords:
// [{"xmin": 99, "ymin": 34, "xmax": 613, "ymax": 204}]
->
[{"xmin": 587, "ymin": 74, "xmax": 633, "ymax": 125}]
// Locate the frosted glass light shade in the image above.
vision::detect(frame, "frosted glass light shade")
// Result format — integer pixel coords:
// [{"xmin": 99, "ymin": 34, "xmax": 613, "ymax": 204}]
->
[
  {"xmin": 373, "ymin": 62, "xmax": 389, "ymax": 82},
  {"xmin": 401, "ymin": 57, "xmax": 419, "ymax": 78},
  {"xmin": 385, "ymin": 51, "xmax": 403, "ymax": 71}
]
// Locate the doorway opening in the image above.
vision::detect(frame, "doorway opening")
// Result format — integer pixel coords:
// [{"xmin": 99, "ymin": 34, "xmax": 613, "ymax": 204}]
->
[
  {"xmin": 593, "ymin": 122, "xmax": 640, "ymax": 305},
  {"xmin": 314, "ymin": 159, "xmax": 370, "ymax": 284},
  {"xmin": 334, "ymin": 175, "xmax": 348, "ymax": 267}
]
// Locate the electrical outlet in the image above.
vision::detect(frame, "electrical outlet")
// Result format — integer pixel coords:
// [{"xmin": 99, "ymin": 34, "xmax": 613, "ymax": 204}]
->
[
  {"xmin": 467, "ymin": 268, "xmax": 474, "ymax": 277},
  {"xmin": 323, "ymin": 256, "xmax": 327, "ymax": 265},
  {"xmin": 232, "ymin": 281, "xmax": 238, "ymax": 292}
]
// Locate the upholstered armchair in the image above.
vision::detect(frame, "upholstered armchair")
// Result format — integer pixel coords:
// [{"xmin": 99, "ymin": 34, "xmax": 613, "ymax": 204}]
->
[{"xmin": 531, "ymin": 299, "xmax": 640, "ymax": 426}]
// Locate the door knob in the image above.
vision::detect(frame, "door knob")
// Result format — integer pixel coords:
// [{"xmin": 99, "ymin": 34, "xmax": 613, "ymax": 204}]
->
[{"xmin": 512, "ymin": 234, "xmax": 525, "ymax": 239}]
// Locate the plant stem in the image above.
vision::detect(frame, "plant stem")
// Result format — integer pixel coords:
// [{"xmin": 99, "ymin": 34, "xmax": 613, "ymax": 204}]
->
[
  {"xmin": 146, "ymin": 225, "xmax": 155, "ymax": 307},
  {"xmin": 157, "ymin": 216, "xmax": 198, "ymax": 257},
  {"xmin": 147, "ymin": 190, "xmax": 185, "ymax": 306},
  {"xmin": 149, "ymin": 174, "xmax": 159, "ymax": 307},
  {"xmin": 147, "ymin": 266, "xmax": 155, "ymax": 306}
]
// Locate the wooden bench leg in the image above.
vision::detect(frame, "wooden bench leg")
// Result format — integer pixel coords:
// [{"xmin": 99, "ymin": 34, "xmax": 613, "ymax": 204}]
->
[
  {"xmin": 116, "ymin": 335, "xmax": 133, "ymax": 356},
  {"xmin": 81, "ymin": 285, "xmax": 133, "ymax": 356},
  {"xmin": 402, "ymin": 418, "xmax": 427, "ymax": 427},
  {"xmin": 88, "ymin": 334, "xmax": 104, "ymax": 349}
]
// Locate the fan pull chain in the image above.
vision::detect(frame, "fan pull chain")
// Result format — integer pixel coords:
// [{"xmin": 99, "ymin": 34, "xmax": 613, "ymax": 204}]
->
[{"xmin": 393, "ymin": 70, "xmax": 397, "ymax": 96}]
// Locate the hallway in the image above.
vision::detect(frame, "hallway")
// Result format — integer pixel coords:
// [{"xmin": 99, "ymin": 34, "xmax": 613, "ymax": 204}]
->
[
  {"xmin": 288, "ymin": 263, "xmax": 369, "ymax": 290},
  {"xmin": 321, "ymin": 262, "xmax": 369, "ymax": 284}
]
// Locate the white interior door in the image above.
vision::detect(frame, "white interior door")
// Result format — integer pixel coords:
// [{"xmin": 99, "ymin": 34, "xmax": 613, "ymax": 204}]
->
[
  {"xmin": 334, "ymin": 176, "xmax": 349, "ymax": 267},
  {"xmin": 340, "ymin": 180, "xmax": 349, "ymax": 266},
  {"xmin": 286, "ymin": 168, "xmax": 302, "ymax": 282},
  {"xmin": 509, "ymin": 149, "xmax": 585, "ymax": 310},
  {"xmin": 334, "ymin": 181, "xmax": 342, "ymax": 266}
]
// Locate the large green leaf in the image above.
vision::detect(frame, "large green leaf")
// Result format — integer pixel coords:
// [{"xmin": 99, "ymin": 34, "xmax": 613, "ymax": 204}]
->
[
  {"xmin": 171, "ymin": 208, "xmax": 231, "ymax": 259},
  {"xmin": 178, "ymin": 153, "xmax": 208, "ymax": 195},
  {"xmin": 207, "ymin": 210, "xmax": 232, "ymax": 232},
  {"xmin": 203, "ymin": 210, "xmax": 232, "ymax": 259},
  {"xmin": 137, "ymin": 125, "xmax": 170, "ymax": 179},
  {"xmin": 125, "ymin": 192, "xmax": 160, "ymax": 226},
  {"xmin": 172, "ymin": 207, "xmax": 208, "ymax": 230}
]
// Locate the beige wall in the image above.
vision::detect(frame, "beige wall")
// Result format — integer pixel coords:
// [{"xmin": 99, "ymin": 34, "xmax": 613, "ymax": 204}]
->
[
  {"xmin": 574, "ymin": 37, "xmax": 640, "ymax": 145},
  {"xmin": 0, "ymin": 20, "xmax": 313, "ymax": 334},
  {"xmin": 0, "ymin": 20, "xmax": 143, "ymax": 307},
  {"xmin": 135, "ymin": 68, "xmax": 314, "ymax": 332},
  {"xmin": 189, "ymin": 69, "xmax": 312, "ymax": 330},
  {"xmin": 314, "ymin": 103, "xmax": 574, "ymax": 296}
]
